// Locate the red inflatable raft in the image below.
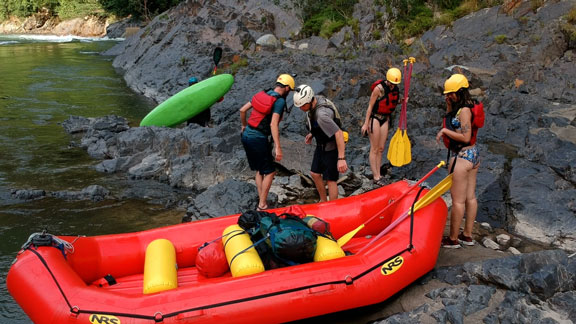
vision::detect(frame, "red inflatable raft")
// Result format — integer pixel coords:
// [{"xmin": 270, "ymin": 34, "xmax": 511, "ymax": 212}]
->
[{"xmin": 7, "ymin": 180, "xmax": 447, "ymax": 324}]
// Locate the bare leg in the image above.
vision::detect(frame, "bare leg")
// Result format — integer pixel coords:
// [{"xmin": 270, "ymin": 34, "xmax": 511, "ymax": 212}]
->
[
  {"xmin": 255, "ymin": 172, "xmax": 263, "ymax": 199},
  {"xmin": 327, "ymin": 180, "xmax": 338, "ymax": 201},
  {"xmin": 368, "ymin": 118, "xmax": 382, "ymax": 181},
  {"xmin": 311, "ymin": 171, "xmax": 328, "ymax": 202},
  {"xmin": 258, "ymin": 171, "xmax": 275, "ymax": 209},
  {"xmin": 463, "ymin": 164, "xmax": 479, "ymax": 237},
  {"xmin": 375, "ymin": 120, "xmax": 389, "ymax": 171},
  {"xmin": 448, "ymin": 157, "xmax": 473, "ymax": 241}
]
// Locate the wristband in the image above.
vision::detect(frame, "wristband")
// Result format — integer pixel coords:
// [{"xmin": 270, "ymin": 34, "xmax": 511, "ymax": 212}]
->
[{"xmin": 338, "ymin": 157, "xmax": 345, "ymax": 160}]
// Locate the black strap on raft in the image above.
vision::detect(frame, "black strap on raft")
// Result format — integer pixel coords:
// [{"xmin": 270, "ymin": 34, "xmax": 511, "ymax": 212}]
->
[
  {"xmin": 104, "ymin": 274, "xmax": 117, "ymax": 286},
  {"xmin": 408, "ymin": 186, "xmax": 427, "ymax": 251},
  {"xmin": 229, "ymin": 235, "xmax": 268, "ymax": 267}
]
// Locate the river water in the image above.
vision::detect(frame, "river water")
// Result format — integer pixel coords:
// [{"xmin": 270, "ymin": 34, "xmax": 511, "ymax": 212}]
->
[{"xmin": 0, "ymin": 35, "xmax": 183, "ymax": 323}]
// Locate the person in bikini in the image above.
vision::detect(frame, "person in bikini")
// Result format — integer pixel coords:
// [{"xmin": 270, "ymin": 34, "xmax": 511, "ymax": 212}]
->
[
  {"xmin": 436, "ymin": 74, "xmax": 480, "ymax": 248},
  {"xmin": 361, "ymin": 68, "xmax": 402, "ymax": 186}
]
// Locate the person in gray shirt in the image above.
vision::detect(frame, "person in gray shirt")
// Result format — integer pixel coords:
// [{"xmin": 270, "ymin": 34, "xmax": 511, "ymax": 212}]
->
[{"xmin": 293, "ymin": 85, "xmax": 348, "ymax": 202}]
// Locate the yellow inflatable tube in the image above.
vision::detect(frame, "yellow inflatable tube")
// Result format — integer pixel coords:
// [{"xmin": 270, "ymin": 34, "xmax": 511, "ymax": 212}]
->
[
  {"xmin": 143, "ymin": 239, "xmax": 178, "ymax": 294},
  {"xmin": 314, "ymin": 236, "xmax": 346, "ymax": 262},
  {"xmin": 222, "ymin": 225, "xmax": 264, "ymax": 277}
]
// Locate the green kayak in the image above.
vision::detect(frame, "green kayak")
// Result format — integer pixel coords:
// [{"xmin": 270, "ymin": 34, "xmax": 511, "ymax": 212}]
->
[{"xmin": 140, "ymin": 74, "xmax": 234, "ymax": 127}]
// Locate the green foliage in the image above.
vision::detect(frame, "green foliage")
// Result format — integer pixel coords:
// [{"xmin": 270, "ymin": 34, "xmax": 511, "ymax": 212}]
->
[
  {"xmin": 179, "ymin": 56, "xmax": 189, "ymax": 67},
  {"xmin": 99, "ymin": 0, "xmax": 182, "ymax": 20},
  {"xmin": 319, "ymin": 19, "xmax": 346, "ymax": 38},
  {"xmin": 392, "ymin": 0, "xmax": 502, "ymax": 39},
  {"xmin": 228, "ymin": 57, "xmax": 248, "ymax": 75},
  {"xmin": 1, "ymin": 0, "xmax": 53, "ymax": 19},
  {"xmin": 561, "ymin": 6, "xmax": 576, "ymax": 46},
  {"xmin": 494, "ymin": 34, "xmax": 507, "ymax": 44},
  {"xmin": 392, "ymin": 0, "xmax": 434, "ymax": 40},
  {"xmin": 564, "ymin": 24, "xmax": 576, "ymax": 45},
  {"xmin": 300, "ymin": 0, "xmax": 358, "ymax": 38},
  {"xmin": 566, "ymin": 6, "xmax": 576, "ymax": 24},
  {"xmin": 56, "ymin": 0, "xmax": 102, "ymax": 19},
  {"xmin": 530, "ymin": 0, "xmax": 544, "ymax": 12},
  {"xmin": 0, "ymin": 0, "xmax": 183, "ymax": 21}
]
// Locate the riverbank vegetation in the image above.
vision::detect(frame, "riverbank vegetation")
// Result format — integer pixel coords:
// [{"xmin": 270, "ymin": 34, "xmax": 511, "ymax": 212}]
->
[
  {"xmin": 296, "ymin": 0, "xmax": 503, "ymax": 41},
  {"xmin": 1, "ymin": 0, "xmax": 512, "ymax": 40},
  {"xmin": 0, "ymin": 0, "xmax": 181, "ymax": 21}
]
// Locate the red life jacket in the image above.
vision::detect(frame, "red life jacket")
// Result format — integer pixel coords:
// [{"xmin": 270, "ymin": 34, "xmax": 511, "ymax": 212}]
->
[
  {"xmin": 371, "ymin": 80, "xmax": 399, "ymax": 115},
  {"xmin": 247, "ymin": 90, "xmax": 281, "ymax": 135},
  {"xmin": 442, "ymin": 100, "xmax": 484, "ymax": 150}
]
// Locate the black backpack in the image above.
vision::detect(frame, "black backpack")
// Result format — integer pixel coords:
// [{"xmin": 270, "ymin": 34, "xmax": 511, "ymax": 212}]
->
[{"xmin": 238, "ymin": 211, "xmax": 319, "ymax": 268}]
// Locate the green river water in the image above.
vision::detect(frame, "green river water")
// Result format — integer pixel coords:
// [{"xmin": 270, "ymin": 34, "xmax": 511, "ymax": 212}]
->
[{"xmin": 0, "ymin": 35, "xmax": 183, "ymax": 323}]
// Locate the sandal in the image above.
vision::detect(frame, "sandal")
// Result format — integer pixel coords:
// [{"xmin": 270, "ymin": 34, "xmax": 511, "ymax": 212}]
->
[
  {"xmin": 256, "ymin": 205, "xmax": 268, "ymax": 211},
  {"xmin": 373, "ymin": 178, "xmax": 386, "ymax": 187}
]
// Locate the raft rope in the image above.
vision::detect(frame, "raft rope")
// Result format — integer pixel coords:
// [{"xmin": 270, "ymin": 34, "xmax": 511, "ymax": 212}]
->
[
  {"xmin": 20, "ymin": 231, "xmax": 77, "ymax": 254},
  {"xmin": 21, "ymin": 222, "xmax": 420, "ymax": 323},
  {"xmin": 26, "ymin": 241, "xmax": 410, "ymax": 323}
]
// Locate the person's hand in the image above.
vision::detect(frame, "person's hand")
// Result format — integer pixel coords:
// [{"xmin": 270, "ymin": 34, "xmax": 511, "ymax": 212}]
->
[
  {"xmin": 274, "ymin": 146, "xmax": 283, "ymax": 162},
  {"xmin": 337, "ymin": 159, "xmax": 348, "ymax": 173},
  {"xmin": 305, "ymin": 133, "xmax": 313, "ymax": 145},
  {"xmin": 361, "ymin": 123, "xmax": 369, "ymax": 137},
  {"xmin": 241, "ymin": 125, "xmax": 246, "ymax": 133},
  {"xmin": 445, "ymin": 96, "xmax": 452, "ymax": 110},
  {"xmin": 436, "ymin": 128, "xmax": 445, "ymax": 144}
]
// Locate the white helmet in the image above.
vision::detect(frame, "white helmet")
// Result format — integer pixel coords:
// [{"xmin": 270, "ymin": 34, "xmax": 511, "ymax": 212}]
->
[{"xmin": 293, "ymin": 84, "xmax": 314, "ymax": 107}]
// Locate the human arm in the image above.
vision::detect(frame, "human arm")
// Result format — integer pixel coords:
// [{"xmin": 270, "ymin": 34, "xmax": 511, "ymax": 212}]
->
[
  {"xmin": 305, "ymin": 133, "xmax": 313, "ymax": 145},
  {"xmin": 239, "ymin": 101, "xmax": 251, "ymax": 133},
  {"xmin": 270, "ymin": 112, "xmax": 282, "ymax": 161},
  {"xmin": 436, "ymin": 108, "xmax": 473, "ymax": 144},
  {"xmin": 334, "ymin": 130, "xmax": 348, "ymax": 173}
]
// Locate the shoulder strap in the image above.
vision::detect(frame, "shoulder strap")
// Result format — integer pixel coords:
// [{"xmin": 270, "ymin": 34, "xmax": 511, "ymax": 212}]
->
[{"xmin": 316, "ymin": 97, "xmax": 343, "ymax": 127}]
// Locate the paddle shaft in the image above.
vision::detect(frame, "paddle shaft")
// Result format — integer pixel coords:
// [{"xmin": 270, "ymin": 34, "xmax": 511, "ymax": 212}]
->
[
  {"xmin": 336, "ymin": 162, "xmax": 445, "ymax": 247},
  {"xmin": 400, "ymin": 58, "xmax": 414, "ymax": 130},
  {"xmin": 362, "ymin": 161, "xmax": 444, "ymax": 227},
  {"xmin": 357, "ymin": 173, "xmax": 452, "ymax": 253},
  {"xmin": 399, "ymin": 61, "xmax": 408, "ymax": 130}
]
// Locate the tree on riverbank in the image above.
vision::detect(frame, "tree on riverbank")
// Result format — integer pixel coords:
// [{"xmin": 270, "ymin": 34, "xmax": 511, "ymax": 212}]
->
[{"xmin": 0, "ymin": 0, "xmax": 182, "ymax": 21}]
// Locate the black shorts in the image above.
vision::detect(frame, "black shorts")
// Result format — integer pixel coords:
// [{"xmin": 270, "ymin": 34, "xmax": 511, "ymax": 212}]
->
[
  {"xmin": 241, "ymin": 131, "xmax": 275, "ymax": 175},
  {"xmin": 311, "ymin": 146, "xmax": 339, "ymax": 182}
]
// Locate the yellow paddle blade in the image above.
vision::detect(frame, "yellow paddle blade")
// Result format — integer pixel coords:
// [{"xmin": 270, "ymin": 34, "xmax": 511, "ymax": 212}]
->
[
  {"xmin": 337, "ymin": 224, "xmax": 365, "ymax": 247},
  {"xmin": 388, "ymin": 128, "xmax": 406, "ymax": 166},
  {"xmin": 402, "ymin": 130, "xmax": 411, "ymax": 165},
  {"xmin": 413, "ymin": 174, "xmax": 453, "ymax": 211},
  {"xmin": 387, "ymin": 128, "xmax": 402, "ymax": 161}
]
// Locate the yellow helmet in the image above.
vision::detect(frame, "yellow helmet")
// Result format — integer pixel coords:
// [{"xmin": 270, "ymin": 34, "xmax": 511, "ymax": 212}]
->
[
  {"xmin": 276, "ymin": 74, "xmax": 295, "ymax": 90},
  {"xmin": 443, "ymin": 74, "xmax": 469, "ymax": 94},
  {"xmin": 386, "ymin": 68, "xmax": 402, "ymax": 84}
]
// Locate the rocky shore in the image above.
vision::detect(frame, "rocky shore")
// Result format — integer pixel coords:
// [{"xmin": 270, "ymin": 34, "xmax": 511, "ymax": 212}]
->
[
  {"xmin": 10, "ymin": 0, "xmax": 576, "ymax": 321},
  {"xmin": 0, "ymin": 13, "xmax": 109, "ymax": 37},
  {"xmin": 85, "ymin": 0, "xmax": 576, "ymax": 251}
]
